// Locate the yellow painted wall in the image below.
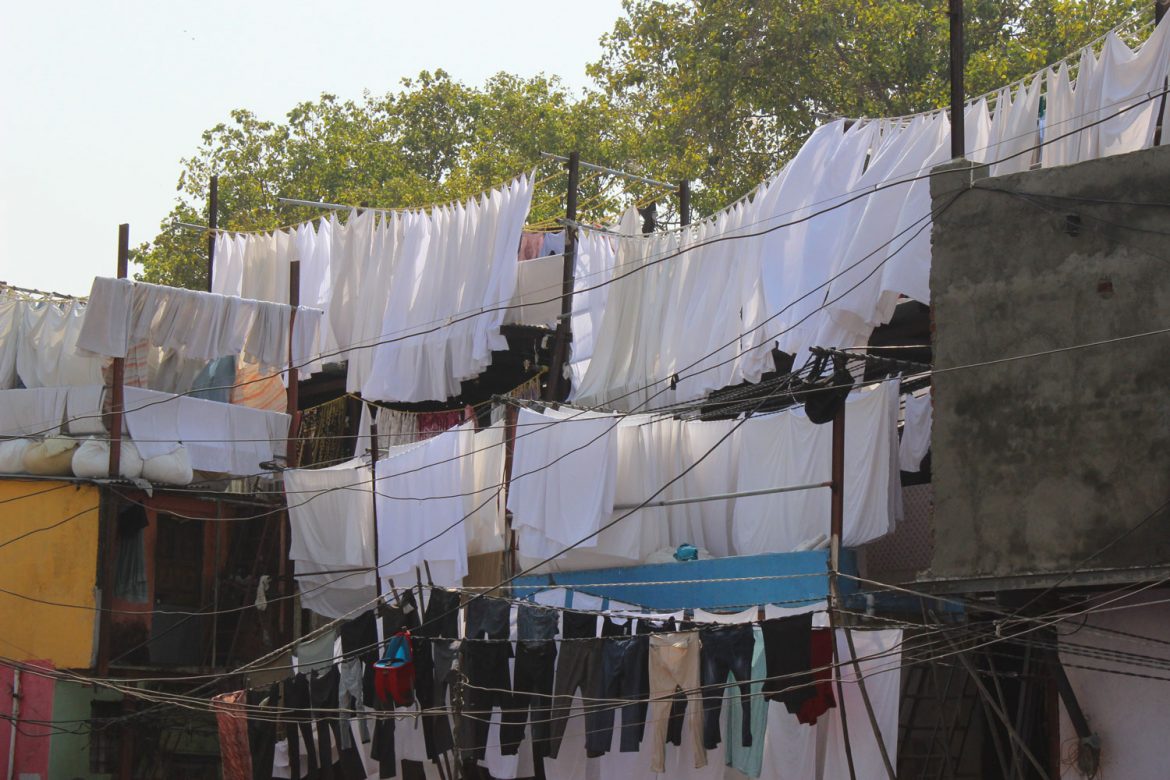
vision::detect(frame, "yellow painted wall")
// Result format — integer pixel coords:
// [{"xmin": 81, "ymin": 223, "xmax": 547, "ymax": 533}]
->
[{"xmin": 0, "ymin": 479, "xmax": 101, "ymax": 668}]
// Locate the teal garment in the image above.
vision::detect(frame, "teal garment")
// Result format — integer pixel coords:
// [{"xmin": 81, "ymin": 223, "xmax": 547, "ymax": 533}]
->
[
  {"xmin": 189, "ymin": 355, "xmax": 236, "ymax": 402},
  {"xmin": 725, "ymin": 626, "xmax": 769, "ymax": 777}
]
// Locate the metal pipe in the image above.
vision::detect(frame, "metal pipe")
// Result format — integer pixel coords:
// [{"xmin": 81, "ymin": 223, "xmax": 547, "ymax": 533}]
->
[
  {"xmin": 285, "ymin": 260, "xmax": 301, "ymax": 465},
  {"xmin": 276, "ymin": 196, "xmax": 350, "ymax": 211},
  {"xmin": 545, "ymin": 151, "xmax": 580, "ymax": 402},
  {"xmin": 539, "ymin": 151, "xmax": 675, "ymax": 189},
  {"xmin": 6, "ymin": 668, "xmax": 19, "ymax": 780},
  {"xmin": 679, "ymin": 179, "xmax": 691, "ymax": 227},
  {"xmin": 207, "ymin": 174, "xmax": 218, "ymax": 292},
  {"xmin": 612, "ymin": 481, "xmax": 831, "ymax": 511},
  {"xmin": 949, "ymin": 0, "xmax": 966, "ymax": 159}
]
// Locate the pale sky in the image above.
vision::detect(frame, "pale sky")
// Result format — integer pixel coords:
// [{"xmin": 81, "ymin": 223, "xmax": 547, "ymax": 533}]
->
[{"xmin": 0, "ymin": 0, "xmax": 626, "ymax": 295}]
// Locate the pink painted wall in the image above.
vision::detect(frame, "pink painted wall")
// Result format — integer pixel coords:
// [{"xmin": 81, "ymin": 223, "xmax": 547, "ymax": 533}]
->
[{"xmin": 0, "ymin": 661, "xmax": 55, "ymax": 780}]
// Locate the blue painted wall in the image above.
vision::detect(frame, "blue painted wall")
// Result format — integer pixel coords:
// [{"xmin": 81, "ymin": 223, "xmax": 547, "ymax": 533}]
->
[{"xmin": 512, "ymin": 549, "xmax": 857, "ymax": 611}]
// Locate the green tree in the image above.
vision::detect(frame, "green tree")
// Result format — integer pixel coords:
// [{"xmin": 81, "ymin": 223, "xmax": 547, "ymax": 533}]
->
[
  {"xmin": 135, "ymin": 71, "xmax": 642, "ymax": 289},
  {"xmin": 589, "ymin": 0, "xmax": 1147, "ymax": 214}
]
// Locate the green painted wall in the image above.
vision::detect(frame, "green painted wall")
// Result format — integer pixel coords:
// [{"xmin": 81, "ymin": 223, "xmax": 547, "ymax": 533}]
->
[{"xmin": 48, "ymin": 680, "xmax": 121, "ymax": 780}]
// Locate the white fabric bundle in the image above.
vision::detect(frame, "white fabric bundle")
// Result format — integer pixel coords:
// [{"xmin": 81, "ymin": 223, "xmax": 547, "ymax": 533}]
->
[
  {"xmin": 22, "ymin": 436, "xmax": 79, "ymax": 476},
  {"xmin": 0, "ymin": 438, "xmax": 31, "ymax": 473},
  {"xmin": 141, "ymin": 446, "xmax": 194, "ymax": 485},
  {"xmin": 71, "ymin": 437, "xmax": 144, "ymax": 479}
]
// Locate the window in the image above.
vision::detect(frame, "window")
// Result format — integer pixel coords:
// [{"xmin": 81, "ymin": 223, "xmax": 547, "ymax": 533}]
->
[
  {"xmin": 113, "ymin": 506, "xmax": 148, "ymax": 602},
  {"xmin": 89, "ymin": 700, "xmax": 122, "ymax": 774}
]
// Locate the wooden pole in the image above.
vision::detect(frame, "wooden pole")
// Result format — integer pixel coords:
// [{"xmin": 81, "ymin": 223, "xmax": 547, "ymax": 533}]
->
[
  {"xmin": 678, "ymin": 179, "xmax": 691, "ymax": 227},
  {"xmin": 544, "ymin": 151, "xmax": 579, "ymax": 402},
  {"xmin": 98, "ymin": 224, "xmax": 129, "ymax": 677},
  {"xmin": 949, "ymin": 0, "xmax": 966, "ymax": 159},
  {"xmin": 285, "ymin": 260, "xmax": 301, "ymax": 464},
  {"xmin": 369, "ymin": 404, "xmax": 384, "ymax": 603},
  {"xmin": 207, "ymin": 174, "xmax": 218, "ymax": 292},
  {"xmin": 826, "ymin": 402, "xmax": 858, "ymax": 780}
]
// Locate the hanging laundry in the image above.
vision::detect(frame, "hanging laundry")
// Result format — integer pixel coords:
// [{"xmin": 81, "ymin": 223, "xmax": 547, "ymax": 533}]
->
[
  {"xmin": 566, "ymin": 227, "xmax": 618, "ymax": 393},
  {"xmin": 733, "ymin": 381, "xmax": 900, "ymax": 554},
  {"xmin": 16, "ymin": 297, "xmax": 105, "ymax": 388},
  {"xmin": 285, "ymin": 458, "xmax": 377, "ymax": 620},
  {"xmin": 374, "ymin": 425, "xmax": 470, "ymax": 587},
  {"xmin": 212, "ymin": 690, "xmax": 254, "ymax": 780},
  {"xmin": 331, "ymin": 174, "xmax": 534, "ymax": 402},
  {"xmin": 899, "ymin": 388, "xmax": 933, "ymax": 472},
  {"xmin": 0, "ymin": 290, "xmax": 20, "ymax": 388},
  {"xmin": 821, "ymin": 629, "xmax": 904, "ymax": 778},
  {"xmin": 0, "ymin": 387, "xmax": 67, "ymax": 437},
  {"xmin": 77, "ymin": 277, "xmax": 323, "ymax": 371},
  {"xmin": 989, "ymin": 75, "xmax": 1043, "ymax": 176},
  {"xmin": 508, "ymin": 405, "xmax": 619, "ymax": 557}
]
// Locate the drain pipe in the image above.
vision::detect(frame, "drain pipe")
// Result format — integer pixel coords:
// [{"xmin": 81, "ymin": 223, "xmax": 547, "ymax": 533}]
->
[{"xmin": 6, "ymin": 667, "xmax": 21, "ymax": 780}]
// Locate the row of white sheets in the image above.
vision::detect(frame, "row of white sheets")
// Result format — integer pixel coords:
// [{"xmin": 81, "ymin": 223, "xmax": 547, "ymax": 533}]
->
[
  {"xmin": 0, "ymin": 292, "xmax": 105, "ymax": 389},
  {"xmin": 215, "ymin": 174, "xmax": 534, "ymax": 403},
  {"xmin": 121, "ymin": 386, "xmax": 289, "ymax": 475},
  {"xmin": 570, "ymin": 21, "xmax": 1170, "ymax": 411},
  {"xmin": 285, "ymin": 421, "xmax": 508, "ymax": 618},
  {"xmin": 0, "ymin": 385, "xmax": 105, "ymax": 438},
  {"xmin": 77, "ymin": 277, "xmax": 323, "ymax": 371},
  {"xmin": 510, "ymin": 380, "xmax": 901, "ymax": 573}
]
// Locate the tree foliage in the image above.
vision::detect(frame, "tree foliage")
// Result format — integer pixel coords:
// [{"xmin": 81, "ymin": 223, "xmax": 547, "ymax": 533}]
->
[{"xmin": 137, "ymin": 1, "xmax": 1148, "ymax": 288}]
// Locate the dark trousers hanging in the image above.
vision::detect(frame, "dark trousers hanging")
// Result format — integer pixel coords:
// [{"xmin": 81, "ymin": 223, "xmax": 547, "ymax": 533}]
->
[
  {"xmin": 284, "ymin": 673, "xmax": 320, "ymax": 780},
  {"xmin": 699, "ymin": 624, "xmax": 755, "ymax": 750},
  {"xmin": 760, "ymin": 613, "xmax": 814, "ymax": 712},
  {"xmin": 247, "ymin": 684, "xmax": 279, "ymax": 780},
  {"xmin": 500, "ymin": 639, "xmax": 557, "ymax": 757},
  {"xmin": 460, "ymin": 597, "xmax": 513, "ymax": 761},
  {"xmin": 415, "ymin": 588, "xmax": 460, "ymax": 759}
]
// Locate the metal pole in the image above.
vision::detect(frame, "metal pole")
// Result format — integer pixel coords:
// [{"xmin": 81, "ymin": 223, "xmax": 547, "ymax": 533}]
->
[
  {"xmin": 207, "ymin": 174, "xmax": 218, "ymax": 292},
  {"xmin": 949, "ymin": 0, "xmax": 965, "ymax": 159},
  {"xmin": 612, "ymin": 481, "xmax": 831, "ymax": 511},
  {"xmin": 679, "ymin": 179, "xmax": 691, "ymax": 227},
  {"xmin": 545, "ymin": 151, "xmax": 579, "ymax": 402},
  {"xmin": 826, "ymin": 402, "xmax": 858, "ymax": 780}
]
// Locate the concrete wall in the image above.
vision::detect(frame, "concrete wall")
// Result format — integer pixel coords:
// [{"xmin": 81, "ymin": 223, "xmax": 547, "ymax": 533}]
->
[
  {"xmin": 0, "ymin": 479, "xmax": 101, "ymax": 666},
  {"xmin": 1058, "ymin": 594, "xmax": 1170, "ymax": 780},
  {"xmin": 929, "ymin": 147, "xmax": 1170, "ymax": 583}
]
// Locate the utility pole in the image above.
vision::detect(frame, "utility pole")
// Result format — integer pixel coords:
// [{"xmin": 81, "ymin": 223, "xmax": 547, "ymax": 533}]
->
[
  {"xmin": 545, "ymin": 151, "xmax": 580, "ymax": 401},
  {"xmin": 949, "ymin": 0, "xmax": 966, "ymax": 159}
]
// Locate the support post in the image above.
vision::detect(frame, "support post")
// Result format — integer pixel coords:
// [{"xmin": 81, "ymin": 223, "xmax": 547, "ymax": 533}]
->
[
  {"xmin": 207, "ymin": 174, "xmax": 218, "ymax": 292},
  {"xmin": 826, "ymin": 402, "xmax": 858, "ymax": 780},
  {"xmin": 545, "ymin": 151, "xmax": 579, "ymax": 402},
  {"xmin": 678, "ymin": 179, "xmax": 691, "ymax": 227},
  {"xmin": 1155, "ymin": 2, "xmax": 1168, "ymax": 145},
  {"xmin": 286, "ymin": 260, "xmax": 301, "ymax": 464},
  {"xmin": 98, "ymin": 224, "xmax": 129, "ymax": 677},
  {"xmin": 369, "ymin": 404, "xmax": 384, "ymax": 603},
  {"xmin": 949, "ymin": 0, "xmax": 965, "ymax": 159}
]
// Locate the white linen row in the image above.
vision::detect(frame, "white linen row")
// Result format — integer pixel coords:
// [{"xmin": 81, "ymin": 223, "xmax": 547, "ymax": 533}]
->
[
  {"xmin": 216, "ymin": 175, "xmax": 534, "ymax": 402},
  {"xmin": 77, "ymin": 277, "xmax": 323, "ymax": 371},
  {"xmin": 510, "ymin": 380, "xmax": 900, "ymax": 573},
  {"xmin": 570, "ymin": 22, "xmax": 1170, "ymax": 410},
  {"xmin": 0, "ymin": 292, "xmax": 105, "ymax": 389},
  {"xmin": 0, "ymin": 385, "xmax": 106, "ymax": 438},
  {"xmin": 285, "ymin": 421, "xmax": 508, "ymax": 618}
]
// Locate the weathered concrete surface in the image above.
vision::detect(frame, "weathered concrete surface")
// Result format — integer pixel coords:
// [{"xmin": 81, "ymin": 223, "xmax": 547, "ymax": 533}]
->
[{"xmin": 929, "ymin": 146, "xmax": 1170, "ymax": 583}]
